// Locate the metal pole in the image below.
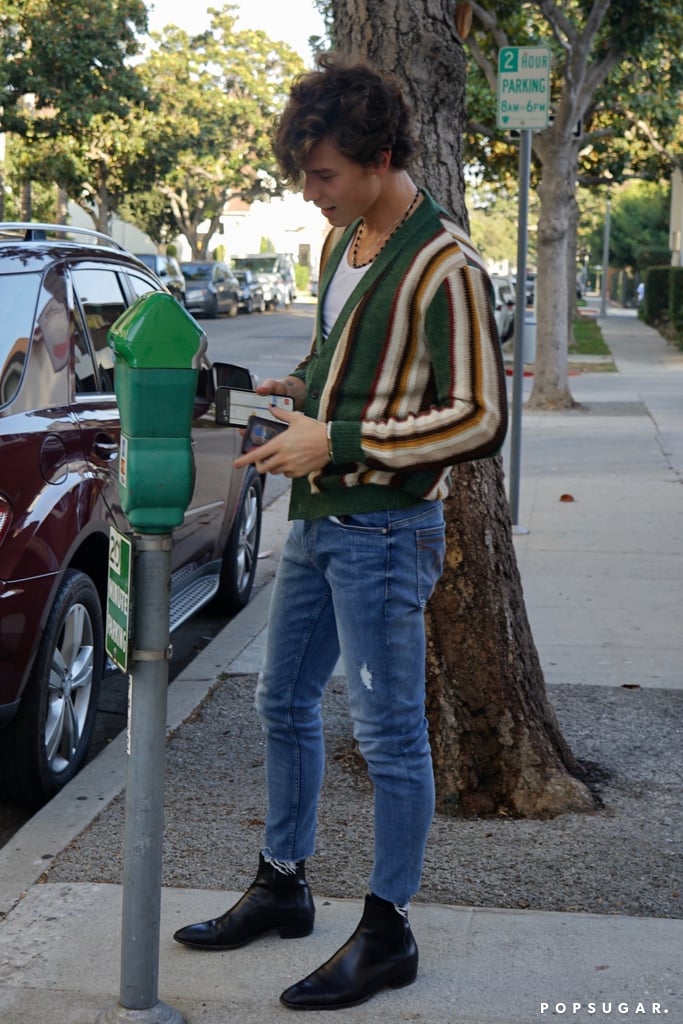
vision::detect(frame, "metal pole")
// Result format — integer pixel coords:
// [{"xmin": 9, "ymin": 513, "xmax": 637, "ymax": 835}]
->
[
  {"xmin": 97, "ymin": 533, "xmax": 184, "ymax": 1024},
  {"xmin": 508, "ymin": 128, "xmax": 531, "ymax": 534},
  {"xmin": 600, "ymin": 195, "xmax": 611, "ymax": 316}
]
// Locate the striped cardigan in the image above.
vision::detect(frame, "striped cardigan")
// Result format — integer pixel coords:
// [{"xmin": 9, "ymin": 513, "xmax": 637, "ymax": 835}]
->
[{"xmin": 288, "ymin": 190, "xmax": 508, "ymax": 521}]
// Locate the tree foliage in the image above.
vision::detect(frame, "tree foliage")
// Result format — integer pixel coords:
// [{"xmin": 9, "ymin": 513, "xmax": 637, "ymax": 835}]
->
[
  {"xmin": 2, "ymin": 2, "xmax": 306, "ymax": 247},
  {"xmin": 0, "ymin": 0, "xmax": 148, "ymax": 137},
  {"xmin": 464, "ymin": 0, "xmax": 683, "ymax": 409},
  {"xmin": 129, "ymin": 7, "xmax": 305, "ymax": 257},
  {"xmin": 588, "ymin": 179, "xmax": 671, "ymax": 270}
]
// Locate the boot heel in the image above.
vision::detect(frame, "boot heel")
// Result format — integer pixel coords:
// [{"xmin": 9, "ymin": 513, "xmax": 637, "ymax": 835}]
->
[
  {"xmin": 388, "ymin": 960, "xmax": 418, "ymax": 989},
  {"xmin": 279, "ymin": 920, "xmax": 314, "ymax": 939}
]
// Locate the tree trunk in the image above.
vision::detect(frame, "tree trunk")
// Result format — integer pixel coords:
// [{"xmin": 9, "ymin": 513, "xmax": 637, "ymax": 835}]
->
[
  {"xmin": 528, "ymin": 139, "xmax": 577, "ymax": 409},
  {"xmin": 20, "ymin": 179, "xmax": 32, "ymax": 220},
  {"xmin": 425, "ymin": 457, "xmax": 592, "ymax": 817},
  {"xmin": 333, "ymin": 0, "xmax": 594, "ymax": 818}
]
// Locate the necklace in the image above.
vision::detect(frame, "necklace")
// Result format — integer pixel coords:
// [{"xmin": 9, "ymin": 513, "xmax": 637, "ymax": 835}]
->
[{"xmin": 350, "ymin": 187, "xmax": 421, "ymax": 268}]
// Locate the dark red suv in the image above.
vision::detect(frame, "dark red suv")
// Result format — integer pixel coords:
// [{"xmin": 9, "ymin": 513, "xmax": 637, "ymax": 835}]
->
[{"xmin": 0, "ymin": 224, "xmax": 263, "ymax": 808}]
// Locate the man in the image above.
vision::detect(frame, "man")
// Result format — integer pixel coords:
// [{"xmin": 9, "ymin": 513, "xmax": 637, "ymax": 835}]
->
[{"xmin": 174, "ymin": 53, "xmax": 507, "ymax": 1011}]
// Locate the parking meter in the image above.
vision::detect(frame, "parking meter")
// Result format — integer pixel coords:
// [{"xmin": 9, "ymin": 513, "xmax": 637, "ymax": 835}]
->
[
  {"xmin": 101, "ymin": 290, "xmax": 205, "ymax": 1024},
  {"xmin": 109, "ymin": 292, "xmax": 207, "ymax": 534}
]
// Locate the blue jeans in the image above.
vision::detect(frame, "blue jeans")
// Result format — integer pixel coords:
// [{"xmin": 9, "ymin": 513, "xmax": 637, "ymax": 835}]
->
[{"xmin": 255, "ymin": 500, "xmax": 445, "ymax": 906}]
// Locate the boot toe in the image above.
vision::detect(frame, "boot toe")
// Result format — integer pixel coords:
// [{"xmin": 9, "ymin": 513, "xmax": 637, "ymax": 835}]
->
[{"xmin": 173, "ymin": 920, "xmax": 231, "ymax": 950}]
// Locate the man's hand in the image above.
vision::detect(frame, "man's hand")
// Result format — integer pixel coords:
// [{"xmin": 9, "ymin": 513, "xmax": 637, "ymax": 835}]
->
[
  {"xmin": 255, "ymin": 375, "xmax": 306, "ymax": 410},
  {"xmin": 234, "ymin": 404, "xmax": 330, "ymax": 478}
]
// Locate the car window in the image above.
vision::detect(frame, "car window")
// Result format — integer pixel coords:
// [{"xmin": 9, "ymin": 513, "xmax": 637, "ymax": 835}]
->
[
  {"xmin": 73, "ymin": 302, "xmax": 100, "ymax": 394},
  {"xmin": 135, "ymin": 254, "xmax": 157, "ymax": 272},
  {"xmin": 125, "ymin": 273, "xmax": 158, "ymax": 302},
  {"xmin": 71, "ymin": 267, "xmax": 126, "ymax": 392},
  {"xmin": 182, "ymin": 264, "xmax": 211, "ymax": 281},
  {"xmin": 0, "ymin": 272, "xmax": 41, "ymax": 407}
]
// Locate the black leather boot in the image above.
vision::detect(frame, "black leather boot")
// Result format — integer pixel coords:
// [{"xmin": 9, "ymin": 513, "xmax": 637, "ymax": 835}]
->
[
  {"xmin": 173, "ymin": 854, "xmax": 314, "ymax": 950},
  {"xmin": 280, "ymin": 893, "xmax": 418, "ymax": 1010}
]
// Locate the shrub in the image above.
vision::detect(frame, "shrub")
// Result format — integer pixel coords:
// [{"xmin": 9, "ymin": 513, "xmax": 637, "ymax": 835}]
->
[
  {"xmin": 670, "ymin": 268, "xmax": 683, "ymax": 348},
  {"xmin": 641, "ymin": 266, "xmax": 670, "ymax": 326}
]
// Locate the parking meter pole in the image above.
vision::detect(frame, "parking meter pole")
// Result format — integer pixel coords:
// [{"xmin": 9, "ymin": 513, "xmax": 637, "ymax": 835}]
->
[
  {"xmin": 97, "ymin": 534, "xmax": 184, "ymax": 1024},
  {"xmin": 122, "ymin": 535, "xmax": 178, "ymax": 1015},
  {"xmin": 509, "ymin": 128, "xmax": 531, "ymax": 535}
]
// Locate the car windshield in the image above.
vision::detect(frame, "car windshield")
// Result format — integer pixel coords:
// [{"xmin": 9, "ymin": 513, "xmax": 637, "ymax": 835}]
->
[
  {"xmin": 0, "ymin": 273, "xmax": 41, "ymax": 407},
  {"xmin": 233, "ymin": 256, "xmax": 278, "ymax": 274},
  {"xmin": 182, "ymin": 264, "xmax": 211, "ymax": 281}
]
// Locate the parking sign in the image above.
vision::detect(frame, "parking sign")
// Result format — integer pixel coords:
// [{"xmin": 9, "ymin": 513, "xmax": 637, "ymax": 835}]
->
[
  {"xmin": 497, "ymin": 46, "xmax": 551, "ymax": 130},
  {"xmin": 106, "ymin": 527, "xmax": 132, "ymax": 673}
]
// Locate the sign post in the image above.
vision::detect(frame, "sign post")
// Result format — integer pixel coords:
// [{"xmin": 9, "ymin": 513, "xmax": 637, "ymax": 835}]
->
[{"xmin": 496, "ymin": 46, "xmax": 550, "ymax": 533}]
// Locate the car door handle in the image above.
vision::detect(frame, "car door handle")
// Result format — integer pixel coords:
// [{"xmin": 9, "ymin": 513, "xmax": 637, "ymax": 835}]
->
[{"xmin": 92, "ymin": 433, "xmax": 119, "ymax": 460}]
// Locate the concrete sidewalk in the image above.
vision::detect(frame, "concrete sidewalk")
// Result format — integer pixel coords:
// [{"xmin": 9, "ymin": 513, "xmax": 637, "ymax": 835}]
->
[{"xmin": 0, "ymin": 306, "xmax": 681, "ymax": 1024}]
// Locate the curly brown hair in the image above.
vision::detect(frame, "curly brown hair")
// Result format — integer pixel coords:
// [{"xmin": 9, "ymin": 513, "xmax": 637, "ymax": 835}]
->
[{"xmin": 273, "ymin": 52, "xmax": 418, "ymax": 183}]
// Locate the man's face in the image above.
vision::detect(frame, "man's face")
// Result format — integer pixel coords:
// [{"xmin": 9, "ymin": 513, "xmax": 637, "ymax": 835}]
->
[{"xmin": 300, "ymin": 139, "xmax": 383, "ymax": 227}]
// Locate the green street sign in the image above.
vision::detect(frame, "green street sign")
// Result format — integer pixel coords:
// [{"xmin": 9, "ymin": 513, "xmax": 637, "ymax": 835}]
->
[
  {"xmin": 497, "ymin": 46, "xmax": 551, "ymax": 130},
  {"xmin": 106, "ymin": 527, "xmax": 132, "ymax": 673}
]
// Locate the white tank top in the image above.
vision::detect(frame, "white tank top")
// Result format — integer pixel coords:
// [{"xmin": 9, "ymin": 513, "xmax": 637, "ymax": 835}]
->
[{"xmin": 322, "ymin": 238, "xmax": 371, "ymax": 338}]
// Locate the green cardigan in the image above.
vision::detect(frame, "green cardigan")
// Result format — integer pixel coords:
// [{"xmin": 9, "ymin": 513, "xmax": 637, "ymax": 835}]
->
[{"xmin": 288, "ymin": 191, "xmax": 507, "ymax": 521}]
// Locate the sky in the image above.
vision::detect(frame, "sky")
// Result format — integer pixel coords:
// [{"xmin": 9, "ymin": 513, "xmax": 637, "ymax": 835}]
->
[{"xmin": 145, "ymin": 0, "xmax": 326, "ymax": 64}]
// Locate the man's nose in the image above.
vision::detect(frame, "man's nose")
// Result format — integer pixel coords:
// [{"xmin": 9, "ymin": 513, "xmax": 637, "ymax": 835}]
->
[{"xmin": 302, "ymin": 176, "xmax": 318, "ymax": 203}]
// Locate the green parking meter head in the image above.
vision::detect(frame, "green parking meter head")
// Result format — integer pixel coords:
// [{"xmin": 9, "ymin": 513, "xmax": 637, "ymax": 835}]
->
[
  {"xmin": 109, "ymin": 291, "xmax": 208, "ymax": 436},
  {"xmin": 109, "ymin": 290, "xmax": 206, "ymax": 369},
  {"xmin": 108, "ymin": 292, "xmax": 208, "ymax": 534}
]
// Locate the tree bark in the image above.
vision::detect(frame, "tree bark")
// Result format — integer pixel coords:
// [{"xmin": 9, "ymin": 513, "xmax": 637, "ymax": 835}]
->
[
  {"xmin": 528, "ymin": 138, "xmax": 578, "ymax": 409},
  {"xmin": 332, "ymin": 0, "xmax": 594, "ymax": 818},
  {"xmin": 425, "ymin": 456, "xmax": 592, "ymax": 817}
]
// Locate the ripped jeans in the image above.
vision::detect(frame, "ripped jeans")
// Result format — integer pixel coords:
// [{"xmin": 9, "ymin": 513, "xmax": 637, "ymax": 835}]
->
[{"xmin": 255, "ymin": 501, "xmax": 445, "ymax": 906}]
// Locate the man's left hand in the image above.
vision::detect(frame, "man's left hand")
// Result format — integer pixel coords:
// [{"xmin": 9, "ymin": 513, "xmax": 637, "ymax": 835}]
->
[{"xmin": 234, "ymin": 405, "xmax": 330, "ymax": 478}]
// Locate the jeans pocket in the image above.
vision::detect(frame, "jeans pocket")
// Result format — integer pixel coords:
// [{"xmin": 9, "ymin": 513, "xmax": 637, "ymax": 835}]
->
[{"xmin": 416, "ymin": 525, "xmax": 446, "ymax": 607}]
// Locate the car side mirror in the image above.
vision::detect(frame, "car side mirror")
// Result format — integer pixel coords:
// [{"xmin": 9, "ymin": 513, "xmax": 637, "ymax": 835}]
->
[{"xmin": 212, "ymin": 362, "xmax": 255, "ymax": 391}]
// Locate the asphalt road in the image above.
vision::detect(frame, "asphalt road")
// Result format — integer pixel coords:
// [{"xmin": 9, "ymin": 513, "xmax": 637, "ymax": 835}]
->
[{"xmin": 0, "ymin": 300, "xmax": 316, "ymax": 846}]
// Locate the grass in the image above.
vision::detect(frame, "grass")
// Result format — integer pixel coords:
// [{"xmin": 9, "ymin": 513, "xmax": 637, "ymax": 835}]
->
[{"xmin": 570, "ymin": 314, "xmax": 611, "ymax": 356}]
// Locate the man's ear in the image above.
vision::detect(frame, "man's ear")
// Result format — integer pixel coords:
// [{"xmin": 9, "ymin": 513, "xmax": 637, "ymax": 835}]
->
[{"xmin": 375, "ymin": 147, "xmax": 392, "ymax": 174}]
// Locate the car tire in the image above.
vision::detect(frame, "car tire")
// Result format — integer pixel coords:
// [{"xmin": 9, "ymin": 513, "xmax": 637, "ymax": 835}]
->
[
  {"xmin": 228, "ymin": 296, "xmax": 238, "ymax": 318},
  {"xmin": 244, "ymin": 296, "xmax": 253, "ymax": 314},
  {"xmin": 207, "ymin": 295, "xmax": 218, "ymax": 319},
  {"xmin": 211, "ymin": 469, "xmax": 262, "ymax": 615},
  {"xmin": 0, "ymin": 569, "xmax": 103, "ymax": 808},
  {"xmin": 257, "ymin": 295, "xmax": 266, "ymax": 313}
]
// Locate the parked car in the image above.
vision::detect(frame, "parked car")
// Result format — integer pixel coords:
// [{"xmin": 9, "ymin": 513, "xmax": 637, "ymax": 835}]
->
[
  {"xmin": 181, "ymin": 261, "xmax": 240, "ymax": 319},
  {"xmin": 254, "ymin": 271, "xmax": 285, "ymax": 311},
  {"xmin": 133, "ymin": 252, "xmax": 186, "ymax": 305},
  {"xmin": 490, "ymin": 275, "xmax": 516, "ymax": 342},
  {"xmin": 0, "ymin": 223, "xmax": 263, "ymax": 808},
  {"xmin": 233, "ymin": 254, "xmax": 297, "ymax": 306},
  {"xmin": 232, "ymin": 269, "xmax": 267, "ymax": 314}
]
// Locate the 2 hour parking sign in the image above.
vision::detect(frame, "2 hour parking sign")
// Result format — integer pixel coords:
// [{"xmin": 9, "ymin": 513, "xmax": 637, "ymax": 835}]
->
[{"xmin": 497, "ymin": 46, "xmax": 551, "ymax": 130}]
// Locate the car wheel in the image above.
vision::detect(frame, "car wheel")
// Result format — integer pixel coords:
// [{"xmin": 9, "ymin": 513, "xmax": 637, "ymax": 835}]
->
[
  {"xmin": 228, "ymin": 296, "xmax": 238, "ymax": 318},
  {"xmin": 207, "ymin": 295, "xmax": 218, "ymax": 319},
  {"xmin": 244, "ymin": 296, "xmax": 254, "ymax": 314},
  {"xmin": 211, "ymin": 469, "xmax": 262, "ymax": 615},
  {"xmin": 257, "ymin": 295, "xmax": 266, "ymax": 313},
  {"xmin": 0, "ymin": 569, "xmax": 103, "ymax": 808}
]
